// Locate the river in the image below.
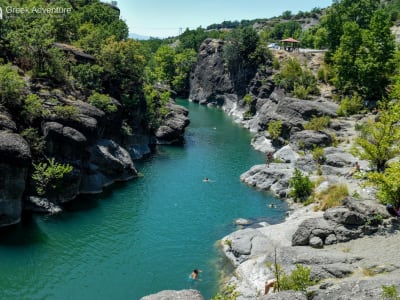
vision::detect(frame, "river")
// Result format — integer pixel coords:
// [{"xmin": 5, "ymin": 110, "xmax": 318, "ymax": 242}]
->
[{"xmin": 0, "ymin": 99, "xmax": 287, "ymax": 300}]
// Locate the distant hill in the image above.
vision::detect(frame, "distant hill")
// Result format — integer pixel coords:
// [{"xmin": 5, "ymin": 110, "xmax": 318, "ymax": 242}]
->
[{"xmin": 129, "ymin": 33, "xmax": 151, "ymax": 40}]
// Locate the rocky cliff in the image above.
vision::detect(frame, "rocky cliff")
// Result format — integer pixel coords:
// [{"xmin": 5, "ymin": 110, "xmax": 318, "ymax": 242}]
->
[
  {"xmin": 0, "ymin": 80, "xmax": 189, "ymax": 227},
  {"xmin": 189, "ymin": 38, "xmax": 258, "ymax": 117}
]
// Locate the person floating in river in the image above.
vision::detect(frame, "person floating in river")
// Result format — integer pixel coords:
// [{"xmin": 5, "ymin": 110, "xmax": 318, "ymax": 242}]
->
[
  {"xmin": 203, "ymin": 177, "xmax": 210, "ymax": 182},
  {"xmin": 190, "ymin": 269, "xmax": 199, "ymax": 279}
]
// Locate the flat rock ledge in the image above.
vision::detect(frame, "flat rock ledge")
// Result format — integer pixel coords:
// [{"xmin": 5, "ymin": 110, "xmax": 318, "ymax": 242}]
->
[
  {"xmin": 219, "ymin": 200, "xmax": 400, "ymax": 300},
  {"xmin": 140, "ymin": 289, "xmax": 204, "ymax": 300}
]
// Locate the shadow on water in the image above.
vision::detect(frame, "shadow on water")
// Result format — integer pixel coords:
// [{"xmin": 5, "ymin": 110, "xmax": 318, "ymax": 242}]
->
[
  {"xmin": 62, "ymin": 180, "xmax": 131, "ymax": 213},
  {"xmin": 0, "ymin": 213, "xmax": 48, "ymax": 247}
]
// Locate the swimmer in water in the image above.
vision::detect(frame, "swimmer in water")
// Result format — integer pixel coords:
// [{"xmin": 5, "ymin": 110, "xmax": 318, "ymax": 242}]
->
[
  {"xmin": 203, "ymin": 177, "xmax": 211, "ymax": 182},
  {"xmin": 190, "ymin": 269, "xmax": 199, "ymax": 280}
]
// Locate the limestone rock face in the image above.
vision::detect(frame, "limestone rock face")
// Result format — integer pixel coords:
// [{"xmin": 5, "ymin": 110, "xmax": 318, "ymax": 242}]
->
[
  {"xmin": 79, "ymin": 139, "xmax": 138, "ymax": 194},
  {"xmin": 189, "ymin": 39, "xmax": 234, "ymax": 104},
  {"xmin": 0, "ymin": 131, "xmax": 31, "ymax": 227},
  {"xmin": 140, "ymin": 289, "xmax": 204, "ymax": 300},
  {"xmin": 155, "ymin": 102, "xmax": 190, "ymax": 144}
]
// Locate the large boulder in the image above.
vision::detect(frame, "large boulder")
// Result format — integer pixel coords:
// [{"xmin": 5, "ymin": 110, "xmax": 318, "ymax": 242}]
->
[
  {"xmin": 254, "ymin": 94, "xmax": 338, "ymax": 135},
  {"xmin": 0, "ymin": 131, "xmax": 31, "ymax": 226},
  {"xmin": 155, "ymin": 102, "xmax": 190, "ymax": 144},
  {"xmin": 79, "ymin": 139, "xmax": 137, "ymax": 194},
  {"xmin": 290, "ymin": 130, "xmax": 332, "ymax": 150},
  {"xmin": 140, "ymin": 289, "xmax": 204, "ymax": 300},
  {"xmin": 0, "ymin": 111, "xmax": 17, "ymax": 132},
  {"xmin": 240, "ymin": 164, "xmax": 293, "ymax": 198}
]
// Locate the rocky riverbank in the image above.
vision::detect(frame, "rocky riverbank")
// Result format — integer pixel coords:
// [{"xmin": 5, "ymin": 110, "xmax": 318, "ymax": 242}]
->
[{"xmin": 141, "ymin": 39, "xmax": 400, "ymax": 299}]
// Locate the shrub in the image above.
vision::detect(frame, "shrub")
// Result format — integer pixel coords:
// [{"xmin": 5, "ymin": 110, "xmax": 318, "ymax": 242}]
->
[
  {"xmin": 289, "ymin": 168, "xmax": 313, "ymax": 202},
  {"xmin": 293, "ymin": 83, "xmax": 309, "ymax": 99},
  {"xmin": 22, "ymin": 94, "xmax": 49, "ymax": 122},
  {"xmin": 268, "ymin": 120, "xmax": 282, "ymax": 140},
  {"xmin": 212, "ymin": 284, "xmax": 239, "ymax": 300},
  {"xmin": 53, "ymin": 105, "xmax": 79, "ymax": 119},
  {"xmin": 304, "ymin": 116, "xmax": 330, "ymax": 131},
  {"xmin": 0, "ymin": 64, "xmax": 25, "ymax": 106},
  {"xmin": 312, "ymin": 146, "xmax": 325, "ymax": 164},
  {"xmin": 382, "ymin": 285, "xmax": 400, "ymax": 300},
  {"xmin": 32, "ymin": 158, "xmax": 73, "ymax": 196},
  {"xmin": 279, "ymin": 264, "xmax": 316, "ymax": 292},
  {"xmin": 317, "ymin": 65, "xmax": 331, "ymax": 83},
  {"xmin": 243, "ymin": 94, "xmax": 252, "ymax": 106},
  {"xmin": 71, "ymin": 63, "xmax": 104, "ymax": 91},
  {"xmin": 20, "ymin": 128, "xmax": 45, "ymax": 158},
  {"xmin": 88, "ymin": 92, "xmax": 117, "ymax": 113},
  {"xmin": 315, "ymin": 184, "xmax": 349, "ymax": 211},
  {"xmin": 337, "ymin": 94, "xmax": 363, "ymax": 116}
]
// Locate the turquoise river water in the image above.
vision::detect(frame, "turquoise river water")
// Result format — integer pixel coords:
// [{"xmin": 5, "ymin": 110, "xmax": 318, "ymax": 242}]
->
[{"xmin": 0, "ymin": 100, "xmax": 287, "ymax": 300}]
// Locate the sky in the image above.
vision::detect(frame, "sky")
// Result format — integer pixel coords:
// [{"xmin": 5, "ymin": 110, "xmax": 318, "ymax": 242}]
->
[{"xmin": 116, "ymin": 0, "xmax": 333, "ymax": 38}]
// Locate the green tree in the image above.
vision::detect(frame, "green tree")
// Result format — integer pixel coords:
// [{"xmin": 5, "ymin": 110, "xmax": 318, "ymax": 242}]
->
[
  {"xmin": 223, "ymin": 26, "xmax": 260, "ymax": 75},
  {"xmin": 99, "ymin": 37, "xmax": 145, "ymax": 102},
  {"xmin": 153, "ymin": 45, "xmax": 176, "ymax": 84},
  {"xmin": 172, "ymin": 48, "xmax": 197, "ymax": 95},
  {"xmin": 332, "ymin": 22, "xmax": 363, "ymax": 95},
  {"xmin": 355, "ymin": 102, "xmax": 400, "ymax": 172},
  {"xmin": 368, "ymin": 161, "xmax": 400, "ymax": 207}
]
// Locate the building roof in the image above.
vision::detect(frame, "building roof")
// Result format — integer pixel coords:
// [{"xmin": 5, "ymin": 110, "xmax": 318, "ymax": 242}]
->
[{"xmin": 280, "ymin": 37, "xmax": 300, "ymax": 43}]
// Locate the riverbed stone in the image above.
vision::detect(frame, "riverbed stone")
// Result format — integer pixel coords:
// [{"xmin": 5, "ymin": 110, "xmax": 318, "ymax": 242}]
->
[
  {"xmin": 140, "ymin": 289, "xmax": 204, "ymax": 300},
  {"xmin": 310, "ymin": 236, "xmax": 324, "ymax": 248}
]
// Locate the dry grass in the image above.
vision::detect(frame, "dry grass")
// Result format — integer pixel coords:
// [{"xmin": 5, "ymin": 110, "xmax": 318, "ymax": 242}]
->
[{"xmin": 314, "ymin": 184, "xmax": 349, "ymax": 211}]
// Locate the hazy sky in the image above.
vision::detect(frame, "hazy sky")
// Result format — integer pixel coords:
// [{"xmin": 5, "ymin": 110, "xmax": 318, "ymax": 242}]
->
[{"xmin": 117, "ymin": 0, "xmax": 333, "ymax": 38}]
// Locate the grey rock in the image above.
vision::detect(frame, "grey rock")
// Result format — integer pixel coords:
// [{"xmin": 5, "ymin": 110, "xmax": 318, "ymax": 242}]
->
[
  {"xmin": 255, "ymin": 96, "xmax": 338, "ymax": 135},
  {"xmin": 0, "ymin": 111, "xmax": 17, "ymax": 132},
  {"xmin": 325, "ymin": 234, "xmax": 337, "ymax": 245},
  {"xmin": 0, "ymin": 131, "xmax": 31, "ymax": 165},
  {"xmin": 261, "ymin": 291, "xmax": 307, "ymax": 300},
  {"xmin": 310, "ymin": 236, "xmax": 324, "ymax": 248},
  {"xmin": 140, "ymin": 289, "xmax": 204, "ymax": 300},
  {"xmin": 240, "ymin": 164, "xmax": 293, "ymax": 198},
  {"xmin": 251, "ymin": 133, "xmax": 274, "ymax": 153},
  {"xmin": 292, "ymin": 218, "xmax": 335, "ymax": 246},
  {"xmin": 43, "ymin": 121, "xmax": 88, "ymax": 160},
  {"xmin": 274, "ymin": 145, "xmax": 300, "ymax": 163},
  {"xmin": 310, "ymin": 276, "xmax": 400, "ymax": 300},
  {"xmin": 155, "ymin": 102, "xmax": 190, "ymax": 144},
  {"xmin": 323, "ymin": 147, "xmax": 356, "ymax": 168},
  {"xmin": 189, "ymin": 39, "xmax": 234, "ymax": 104},
  {"xmin": 294, "ymin": 155, "xmax": 318, "ymax": 174},
  {"xmin": 343, "ymin": 197, "xmax": 391, "ymax": 219},
  {"xmin": 80, "ymin": 139, "xmax": 137, "ymax": 194},
  {"xmin": 25, "ymin": 196, "xmax": 62, "ymax": 214},
  {"xmin": 0, "ymin": 131, "xmax": 31, "ymax": 227},
  {"xmin": 290, "ymin": 130, "xmax": 332, "ymax": 150},
  {"xmin": 324, "ymin": 207, "xmax": 366, "ymax": 226}
]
